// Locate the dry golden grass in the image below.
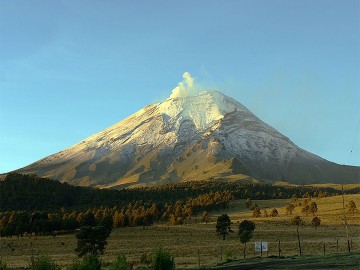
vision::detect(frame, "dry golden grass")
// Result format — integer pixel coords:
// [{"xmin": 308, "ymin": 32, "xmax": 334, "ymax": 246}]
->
[{"xmin": 1, "ymin": 194, "xmax": 359, "ymax": 269}]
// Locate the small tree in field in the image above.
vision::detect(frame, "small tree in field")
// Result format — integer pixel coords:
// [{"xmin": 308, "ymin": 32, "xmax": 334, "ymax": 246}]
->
[
  {"xmin": 286, "ymin": 204, "xmax": 295, "ymax": 215},
  {"xmin": 301, "ymin": 205, "xmax": 309, "ymax": 216},
  {"xmin": 238, "ymin": 220, "xmax": 256, "ymax": 259},
  {"xmin": 153, "ymin": 248, "xmax": 175, "ymax": 270},
  {"xmin": 31, "ymin": 255, "xmax": 60, "ymax": 270},
  {"xmin": 347, "ymin": 200, "xmax": 358, "ymax": 214},
  {"xmin": 291, "ymin": 215, "xmax": 302, "ymax": 226},
  {"xmin": 270, "ymin": 208, "xmax": 278, "ymax": 217},
  {"xmin": 309, "ymin": 202, "xmax": 318, "ymax": 215},
  {"xmin": 201, "ymin": 211, "xmax": 210, "ymax": 223},
  {"xmin": 311, "ymin": 216, "xmax": 321, "ymax": 229},
  {"xmin": 252, "ymin": 208, "xmax": 261, "ymax": 218},
  {"xmin": 75, "ymin": 225, "xmax": 111, "ymax": 257},
  {"xmin": 216, "ymin": 214, "xmax": 233, "ymax": 240}
]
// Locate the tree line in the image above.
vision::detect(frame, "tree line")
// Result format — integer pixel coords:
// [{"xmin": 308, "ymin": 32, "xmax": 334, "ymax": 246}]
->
[
  {"xmin": 1, "ymin": 173, "xmax": 353, "ymax": 212},
  {"xmin": 1, "ymin": 173, "xmax": 357, "ymax": 237}
]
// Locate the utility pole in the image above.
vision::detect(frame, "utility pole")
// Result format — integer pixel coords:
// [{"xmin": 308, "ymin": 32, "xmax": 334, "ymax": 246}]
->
[{"xmin": 341, "ymin": 182, "xmax": 350, "ymax": 252}]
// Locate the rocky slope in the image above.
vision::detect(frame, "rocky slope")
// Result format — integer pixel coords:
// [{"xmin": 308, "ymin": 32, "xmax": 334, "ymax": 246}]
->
[{"xmin": 15, "ymin": 91, "xmax": 359, "ymax": 187}]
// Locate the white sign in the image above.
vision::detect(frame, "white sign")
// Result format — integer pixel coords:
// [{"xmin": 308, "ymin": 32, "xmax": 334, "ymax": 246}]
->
[{"xmin": 255, "ymin": 242, "xmax": 268, "ymax": 252}]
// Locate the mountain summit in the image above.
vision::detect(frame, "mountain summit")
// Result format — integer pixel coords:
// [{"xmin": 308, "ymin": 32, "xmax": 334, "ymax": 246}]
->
[{"xmin": 16, "ymin": 90, "xmax": 359, "ymax": 188}]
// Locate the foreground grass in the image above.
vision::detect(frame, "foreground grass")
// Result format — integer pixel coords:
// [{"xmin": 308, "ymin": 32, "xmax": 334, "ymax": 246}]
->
[{"xmin": 215, "ymin": 252, "xmax": 360, "ymax": 270}]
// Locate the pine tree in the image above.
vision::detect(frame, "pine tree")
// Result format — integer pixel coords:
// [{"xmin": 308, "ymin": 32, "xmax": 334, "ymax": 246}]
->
[{"xmin": 216, "ymin": 214, "xmax": 233, "ymax": 240}]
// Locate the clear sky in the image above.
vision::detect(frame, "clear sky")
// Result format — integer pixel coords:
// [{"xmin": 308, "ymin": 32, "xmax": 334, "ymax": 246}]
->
[{"xmin": 1, "ymin": 0, "xmax": 359, "ymax": 174}]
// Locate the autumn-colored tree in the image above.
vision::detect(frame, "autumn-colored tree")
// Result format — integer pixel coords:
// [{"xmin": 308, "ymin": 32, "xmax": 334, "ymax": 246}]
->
[
  {"xmin": 270, "ymin": 208, "xmax": 278, "ymax": 217},
  {"xmin": 301, "ymin": 205, "xmax": 310, "ymax": 216},
  {"xmin": 201, "ymin": 211, "xmax": 210, "ymax": 223},
  {"xmin": 311, "ymin": 216, "xmax": 321, "ymax": 229},
  {"xmin": 291, "ymin": 215, "xmax": 302, "ymax": 226},
  {"xmin": 169, "ymin": 214, "xmax": 176, "ymax": 226},
  {"xmin": 347, "ymin": 200, "xmax": 358, "ymax": 214},
  {"xmin": 309, "ymin": 202, "xmax": 318, "ymax": 215},
  {"xmin": 286, "ymin": 204, "xmax": 295, "ymax": 215},
  {"xmin": 252, "ymin": 208, "xmax": 261, "ymax": 218}
]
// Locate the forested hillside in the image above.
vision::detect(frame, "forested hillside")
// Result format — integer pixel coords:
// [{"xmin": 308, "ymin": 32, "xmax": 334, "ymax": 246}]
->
[
  {"xmin": 1, "ymin": 173, "xmax": 354, "ymax": 211},
  {"xmin": 1, "ymin": 173, "xmax": 358, "ymax": 237}
]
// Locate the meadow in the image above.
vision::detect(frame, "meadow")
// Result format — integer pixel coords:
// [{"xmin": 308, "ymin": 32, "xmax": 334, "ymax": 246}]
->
[{"xmin": 1, "ymin": 194, "xmax": 359, "ymax": 269}]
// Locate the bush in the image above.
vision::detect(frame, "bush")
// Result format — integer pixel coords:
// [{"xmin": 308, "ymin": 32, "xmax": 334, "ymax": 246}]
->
[
  {"xmin": 252, "ymin": 208, "xmax": 261, "ymax": 218},
  {"xmin": 67, "ymin": 255, "xmax": 101, "ymax": 270},
  {"xmin": 270, "ymin": 208, "xmax": 278, "ymax": 217},
  {"xmin": 31, "ymin": 255, "xmax": 60, "ymax": 270},
  {"xmin": 110, "ymin": 254, "xmax": 128, "ymax": 270},
  {"xmin": 140, "ymin": 253, "xmax": 152, "ymax": 265},
  {"xmin": 291, "ymin": 215, "xmax": 302, "ymax": 226},
  {"xmin": 153, "ymin": 248, "xmax": 175, "ymax": 270},
  {"xmin": 0, "ymin": 259, "xmax": 8, "ymax": 270},
  {"xmin": 311, "ymin": 216, "xmax": 321, "ymax": 229}
]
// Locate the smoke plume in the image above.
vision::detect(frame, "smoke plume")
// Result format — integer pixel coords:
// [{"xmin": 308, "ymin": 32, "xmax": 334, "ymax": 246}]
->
[{"xmin": 169, "ymin": 72, "xmax": 200, "ymax": 99}]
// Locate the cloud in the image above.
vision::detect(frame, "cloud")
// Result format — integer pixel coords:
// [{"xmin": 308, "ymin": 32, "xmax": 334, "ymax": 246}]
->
[{"xmin": 169, "ymin": 72, "xmax": 200, "ymax": 99}]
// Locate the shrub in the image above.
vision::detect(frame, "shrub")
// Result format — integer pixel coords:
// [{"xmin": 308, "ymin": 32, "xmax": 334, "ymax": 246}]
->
[
  {"xmin": 67, "ymin": 255, "xmax": 101, "ymax": 270},
  {"xmin": 140, "ymin": 253, "xmax": 152, "ymax": 265},
  {"xmin": 291, "ymin": 215, "xmax": 302, "ymax": 226},
  {"xmin": 270, "ymin": 209, "xmax": 278, "ymax": 217},
  {"xmin": 153, "ymin": 248, "xmax": 175, "ymax": 270},
  {"xmin": 347, "ymin": 200, "xmax": 358, "ymax": 214},
  {"xmin": 311, "ymin": 216, "xmax": 321, "ymax": 229},
  {"xmin": 110, "ymin": 254, "xmax": 128, "ymax": 270},
  {"xmin": 0, "ymin": 259, "xmax": 8, "ymax": 270},
  {"xmin": 252, "ymin": 208, "xmax": 261, "ymax": 218},
  {"xmin": 31, "ymin": 255, "xmax": 60, "ymax": 270}
]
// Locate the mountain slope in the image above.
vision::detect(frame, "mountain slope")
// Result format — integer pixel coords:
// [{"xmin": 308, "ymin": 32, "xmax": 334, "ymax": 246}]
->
[{"xmin": 15, "ymin": 91, "xmax": 359, "ymax": 187}]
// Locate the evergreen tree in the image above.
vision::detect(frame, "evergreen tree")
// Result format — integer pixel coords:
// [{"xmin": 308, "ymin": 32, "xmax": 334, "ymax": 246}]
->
[
  {"xmin": 238, "ymin": 220, "xmax": 256, "ymax": 259},
  {"xmin": 216, "ymin": 214, "xmax": 233, "ymax": 240},
  {"xmin": 75, "ymin": 225, "xmax": 111, "ymax": 257}
]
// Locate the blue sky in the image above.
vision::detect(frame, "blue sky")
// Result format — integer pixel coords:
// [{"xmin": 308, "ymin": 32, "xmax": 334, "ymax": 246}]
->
[{"xmin": 1, "ymin": 0, "xmax": 359, "ymax": 173}]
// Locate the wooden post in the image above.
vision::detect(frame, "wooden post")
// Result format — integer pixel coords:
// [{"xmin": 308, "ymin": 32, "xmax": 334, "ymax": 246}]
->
[
  {"xmin": 197, "ymin": 248, "xmax": 200, "ymax": 269},
  {"xmin": 278, "ymin": 240, "xmax": 281, "ymax": 257},
  {"xmin": 323, "ymin": 242, "xmax": 325, "ymax": 255},
  {"xmin": 336, "ymin": 239, "xmax": 339, "ymax": 252},
  {"xmin": 260, "ymin": 241, "xmax": 263, "ymax": 258},
  {"xmin": 297, "ymin": 228, "xmax": 302, "ymax": 256}
]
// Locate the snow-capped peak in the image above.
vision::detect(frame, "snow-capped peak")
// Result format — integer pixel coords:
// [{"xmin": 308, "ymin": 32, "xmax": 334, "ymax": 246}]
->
[{"xmin": 160, "ymin": 90, "xmax": 248, "ymax": 131}]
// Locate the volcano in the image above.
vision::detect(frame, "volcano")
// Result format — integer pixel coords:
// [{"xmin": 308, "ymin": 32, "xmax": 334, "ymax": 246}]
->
[{"xmin": 15, "ymin": 90, "xmax": 359, "ymax": 188}]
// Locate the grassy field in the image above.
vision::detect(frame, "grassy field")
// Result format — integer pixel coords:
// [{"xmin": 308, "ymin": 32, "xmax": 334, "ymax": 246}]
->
[
  {"xmin": 215, "ymin": 252, "xmax": 360, "ymax": 269},
  {"xmin": 1, "ymin": 194, "xmax": 359, "ymax": 269}
]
